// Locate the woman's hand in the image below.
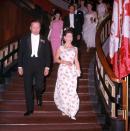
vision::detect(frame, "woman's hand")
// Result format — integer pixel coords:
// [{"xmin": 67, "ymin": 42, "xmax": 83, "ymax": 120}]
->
[
  {"xmin": 62, "ymin": 60, "xmax": 73, "ymax": 66},
  {"xmin": 44, "ymin": 68, "xmax": 49, "ymax": 76},
  {"xmin": 65, "ymin": 61, "xmax": 73, "ymax": 66},
  {"xmin": 18, "ymin": 67, "xmax": 23, "ymax": 76}
]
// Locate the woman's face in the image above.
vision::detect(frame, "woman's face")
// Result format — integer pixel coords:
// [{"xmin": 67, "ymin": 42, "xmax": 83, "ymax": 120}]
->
[
  {"xmin": 99, "ymin": 0, "xmax": 102, "ymax": 3},
  {"xmin": 80, "ymin": 1, "xmax": 85, "ymax": 6},
  {"xmin": 55, "ymin": 13, "xmax": 60, "ymax": 19},
  {"xmin": 87, "ymin": 4, "xmax": 92, "ymax": 11},
  {"xmin": 64, "ymin": 33, "xmax": 73, "ymax": 43}
]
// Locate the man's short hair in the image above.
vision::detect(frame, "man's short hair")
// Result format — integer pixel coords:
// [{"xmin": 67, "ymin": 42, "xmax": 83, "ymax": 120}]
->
[
  {"xmin": 30, "ymin": 20, "xmax": 41, "ymax": 26},
  {"xmin": 68, "ymin": 4, "xmax": 75, "ymax": 9}
]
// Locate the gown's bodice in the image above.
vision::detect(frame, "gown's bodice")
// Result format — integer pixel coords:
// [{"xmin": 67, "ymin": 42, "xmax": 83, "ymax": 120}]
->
[{"xmin": 60, "ymin": 46, "xmax": 76, "ymax": 63}]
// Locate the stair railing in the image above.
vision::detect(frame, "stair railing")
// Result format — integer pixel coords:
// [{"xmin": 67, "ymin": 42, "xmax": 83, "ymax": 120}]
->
[
  {"xmin": 95, "ymin": 15, "xmax": 128, "ymax": 131},
  {"xmin": 0, "ymin": 37, "xmax": 19, "ymax": 85}
]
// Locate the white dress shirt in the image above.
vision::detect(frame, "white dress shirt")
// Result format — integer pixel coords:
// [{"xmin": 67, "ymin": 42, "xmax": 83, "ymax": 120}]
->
[
  {"xmin": 31, "ymin": 33, "xmax": 40, "ymax": 57},
  {"xmin": 69, "ymin": 13, "xmax": 74, "ymax": 28}
]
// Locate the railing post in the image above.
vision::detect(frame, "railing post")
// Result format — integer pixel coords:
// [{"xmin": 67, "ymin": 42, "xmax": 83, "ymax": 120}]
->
[
  {"xmin": 0, "ymin": 61, "xmax": 5, "ymax": 86},
  {"xmin": 122, "ymin": 78, "xmax": 128, "ymax": 131}
]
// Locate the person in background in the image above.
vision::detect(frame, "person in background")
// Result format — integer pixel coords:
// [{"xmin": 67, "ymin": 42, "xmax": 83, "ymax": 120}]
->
[
  {"xmin": 54, "ymin": 29, "xmax": 81, "ymax": 120},
  {"xmin": 96, "ymin": 0, "xmax": 108, "ymax": 23},
  {"xmin": 79, "ymin": 0, "xmax": 88, "ymax": 15},
  {"xmin": 64, "ymin": 4, "xmax": 82, "ymax": 47},
  {"xmin": 82, "ymin": 2, "xmax": 98, "ymax": 52},
  {"xmin": 50, "ymin": 8, "xmax": 57, "ymax": 21},
  {"xmin": 74, "ymin": 3, "xmax": 84, "ymax": 29},
  {"xmin": 18, "ymin": 20, "xmax": 51, "ymax": 116},
  {"xmin": 48, "ymin": 10, "xmax": 63, "ymax": 62}
]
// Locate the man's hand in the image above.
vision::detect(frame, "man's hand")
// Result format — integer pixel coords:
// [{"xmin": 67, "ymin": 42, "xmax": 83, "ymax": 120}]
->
[
  {"xmin": 18, "ymin": 67, "xmax": 23, "ymax": 76},
  {"xmin": 44, "ymin": 68, "xmax": 49, "ymax": 76}
]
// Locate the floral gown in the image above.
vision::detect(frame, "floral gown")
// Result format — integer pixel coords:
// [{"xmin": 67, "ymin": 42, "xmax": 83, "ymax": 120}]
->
[{"xmin": 54, "ymin": 46, "xmax": 80, "ymax": 117}]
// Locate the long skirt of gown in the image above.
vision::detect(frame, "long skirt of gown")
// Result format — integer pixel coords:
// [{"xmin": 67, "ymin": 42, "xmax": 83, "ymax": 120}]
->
[
  {"xmin": 82, "ymin": 13, "xmax": 97, "ymax": 48},
  {"xmin": 82, "ymin": 23, "xmax": 97, "ymax": 48},
  {"xmin": 54, "ymin": 64, "xmax": 79, "ymax": 117}
]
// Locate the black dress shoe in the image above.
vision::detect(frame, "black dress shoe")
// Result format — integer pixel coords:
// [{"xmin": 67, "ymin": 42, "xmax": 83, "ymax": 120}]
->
[
  {"xmin": 37, "ymin": 96, "xmax": 42, "ymax": 107},
  {"xmin": 24, "ymin": 111, "xmax": 33, "ymax": 116}
]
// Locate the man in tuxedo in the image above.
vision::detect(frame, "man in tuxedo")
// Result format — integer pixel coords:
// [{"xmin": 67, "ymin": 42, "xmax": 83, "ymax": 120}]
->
[
  {"xmin": 64, "ymin": 4, "xmax": 82, "ymax": 47},
  {"xmin": 74, "ymin": 3, "xmax": 84, "ymax": 31},
  {"xmin": 18, "ymin": 20, "xmax": 51, "ymax": 116}
]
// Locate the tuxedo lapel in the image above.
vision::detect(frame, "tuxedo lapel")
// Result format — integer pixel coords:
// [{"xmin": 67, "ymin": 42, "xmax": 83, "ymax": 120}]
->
[
  {"xmin": 27, "ymin": 34, "xmax": 32, "ymax": 54},
  {"xmin": 38, "ymin": 35, "xmax": 42, "ymax": 54},
  {"xmin": 67, "ymin": 15, "xmax": 70, "ymax": 27},
  {"xmin": 74, "ymin": 14, "xmax": 77, "ymax": 27}
]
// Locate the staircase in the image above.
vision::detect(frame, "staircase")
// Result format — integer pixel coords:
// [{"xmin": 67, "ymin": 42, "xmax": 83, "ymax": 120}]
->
[{"xmin": 0, "ymin": 42, "xmax": 105, "ymax": 131}]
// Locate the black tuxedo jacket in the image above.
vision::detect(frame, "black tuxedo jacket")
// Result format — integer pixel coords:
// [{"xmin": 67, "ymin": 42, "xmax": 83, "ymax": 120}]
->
[
  {"xmin": 76, "ymin": 10, "xmax": 84, "ymax": 27},
  {"xmin": 63, "ymin": 14, "xmax": 82, "ymax": 35},
  {"xmin": 18, "ymin": 34, "xmax": 51, "ymax": 70}
]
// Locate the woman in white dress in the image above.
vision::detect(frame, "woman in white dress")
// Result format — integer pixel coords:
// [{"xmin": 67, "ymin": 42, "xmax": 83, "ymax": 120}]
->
[
  {"xmin": 54, "ymin": 29, "xmax": 81, "ymax": 120},
  {"xmin": 82, "ymin": 2, "xmax": 98, "ymax": 52}
]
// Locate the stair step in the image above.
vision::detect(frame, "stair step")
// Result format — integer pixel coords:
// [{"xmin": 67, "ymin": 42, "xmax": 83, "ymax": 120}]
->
[
  {"xmin": 0, "ymin": 110, "xmax": 99, "ymax": 116},
  {"xmin": 0, "ymin": 92, "xmax": 97, "ymax": 102},
  {"xmin": 0, "ymin": 112, "xmax": 99, "ymax": 124},
  {"xmin": 0, "ymin": 101, "xmax": 94, "ymax": 111},
  {"xmin": 0, "ymin": 124, "xmax": 102, "ymax": 131},
  {"xmin": 4, "ymin": 86, "xmax": 91, "ymax": 93},
  {"xmin": 8, "ymin": 80, "xmax": 95, "ymax": 87},
  {"xmin": 4, "ymin": 86, "xmax": 95, "ymax": 93}
]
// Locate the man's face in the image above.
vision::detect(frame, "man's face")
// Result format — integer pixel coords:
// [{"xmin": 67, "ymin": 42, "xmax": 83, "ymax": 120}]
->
[
  {"xmin": 30, "ymin": 22, "xmax": 41, "ymax": 35},
  {"xmin": 69, "ymin": 6, "xmax": 75, "ymax": 14}
]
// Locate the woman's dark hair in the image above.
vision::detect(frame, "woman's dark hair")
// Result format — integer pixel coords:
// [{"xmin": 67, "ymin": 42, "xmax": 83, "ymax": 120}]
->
[
  {"xmin": 54, "ymin": 10, "xmax": 62, "ymax": 15},
  {"xmin": 53, "ymin": 9, "xmax": 62, "ymax": 20},
  {"xmin": 86, "ymin": 1, "xmax": 96, "ymax": 11},
  {"xmin": 63, "ymin": 28, "xmax": 73, "ymax": 37},
  {"xmin": 62, "ymin": 28, "xmax": 73, "ymax": 44}
]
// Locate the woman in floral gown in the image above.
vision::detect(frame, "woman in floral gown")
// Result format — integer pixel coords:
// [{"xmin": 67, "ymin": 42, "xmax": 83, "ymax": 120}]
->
[{"xmin": 54, "ymin": 29, "xmax": 81, "ymax": 120}]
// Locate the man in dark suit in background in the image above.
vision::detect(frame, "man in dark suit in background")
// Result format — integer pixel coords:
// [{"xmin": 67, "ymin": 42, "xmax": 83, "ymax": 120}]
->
[
  {"xmin": 64, "ymin": 4, "xmax": 82, "ymax": 47},
  {"xmin": 18, "ymin": 20, "xmax": 51, "ymax": 116},
  {"xmin": 74, "ymin": 3, "xmax": 84, "ymax": 31}
]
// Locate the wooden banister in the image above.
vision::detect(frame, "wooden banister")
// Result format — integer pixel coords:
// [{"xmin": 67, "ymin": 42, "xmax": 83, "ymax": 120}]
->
[
  {"xmin": 95, "ymin": 14, "xmax": 128, "ymax": 131},
  {"xmin": 96, "ymin": 15, "xmax": 121, "ymax": 83},
  {"xmin": 0, "ymin": 34, "xmax": 24, "ymax": 49}
]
